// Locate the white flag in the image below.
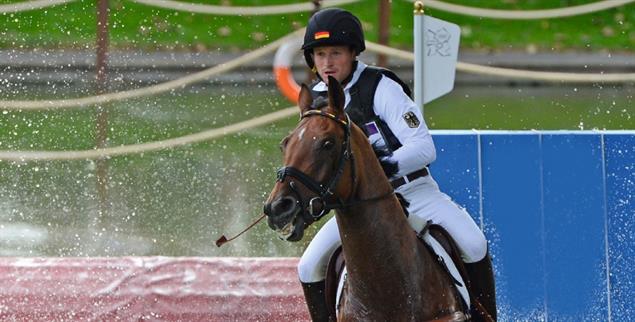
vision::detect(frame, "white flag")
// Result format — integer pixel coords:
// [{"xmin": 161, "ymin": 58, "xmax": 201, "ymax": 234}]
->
[{"xmin": 421, "ymin": 15, "xmax": 461, "ymax": 104}]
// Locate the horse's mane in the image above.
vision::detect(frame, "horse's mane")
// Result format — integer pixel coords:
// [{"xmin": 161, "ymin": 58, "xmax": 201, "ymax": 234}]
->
[
  {"xmin": 372, "ymin": 142, "xmax": 410, "ymax": 217},
  {"xmin": 311, "ymin": 96, "xmax": 329, "ymax": 110},
  {"xmin": 372, "ymin": 142, "xmax": 398, "ymax": 179}
]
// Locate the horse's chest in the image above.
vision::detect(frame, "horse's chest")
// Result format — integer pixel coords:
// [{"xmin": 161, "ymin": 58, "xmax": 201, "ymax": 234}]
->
[{"xmin": 338, "ymin": 292, "xmax": 425, "ymax": 322}]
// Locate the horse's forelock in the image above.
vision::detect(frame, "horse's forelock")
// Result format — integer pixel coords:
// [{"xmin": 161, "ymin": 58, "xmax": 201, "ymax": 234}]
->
[{"xmin": 310, "ymin": 96, "xmax": 329, "ymax": 110}]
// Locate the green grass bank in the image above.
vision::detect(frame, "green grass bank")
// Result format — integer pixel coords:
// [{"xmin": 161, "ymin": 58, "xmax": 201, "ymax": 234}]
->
[{"xmin": 1, "ymin": 0, "xmax": 634, "ymax": 52}]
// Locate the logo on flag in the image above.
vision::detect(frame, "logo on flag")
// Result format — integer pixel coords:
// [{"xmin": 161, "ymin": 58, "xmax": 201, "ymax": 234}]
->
[
  {"xmin": 426, "ymin": 28, "xmax": 452, "ymax": 57},
  {"xmin": 314, "ymin": 31, "xmax": 330, "ymax": 40}
]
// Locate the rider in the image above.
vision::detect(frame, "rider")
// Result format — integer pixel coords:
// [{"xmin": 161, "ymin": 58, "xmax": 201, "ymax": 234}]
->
[{"xmin": 297, "ymin": 8, "xmax": 497, "ymax": 321}]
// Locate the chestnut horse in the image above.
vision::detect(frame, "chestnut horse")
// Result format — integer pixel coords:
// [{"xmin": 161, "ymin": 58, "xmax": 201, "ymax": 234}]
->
[{"xmin": 264, "ymin": 77, "xmax": 468, "ymax": 321}]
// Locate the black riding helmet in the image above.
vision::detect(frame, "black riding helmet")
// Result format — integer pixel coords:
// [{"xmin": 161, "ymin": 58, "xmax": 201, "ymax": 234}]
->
[{"xmin": 302, "ymin": 8, "xmax": 365, "ymax": 69}]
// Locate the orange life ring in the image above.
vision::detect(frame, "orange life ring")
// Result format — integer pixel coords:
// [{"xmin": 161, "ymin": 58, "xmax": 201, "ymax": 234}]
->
[{"xmin": 273, "ymin": 36, "xmax": 303, "ymax": 104}]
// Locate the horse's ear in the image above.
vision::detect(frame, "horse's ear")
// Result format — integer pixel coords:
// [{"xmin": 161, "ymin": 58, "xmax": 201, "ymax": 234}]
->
[
  {"xmin": 298, "ymin": 84, "xmax": 313, "ymax": 113},
  {"xmin": 327, "ymin": 76, "xmax": 345, "ymax": 114}
]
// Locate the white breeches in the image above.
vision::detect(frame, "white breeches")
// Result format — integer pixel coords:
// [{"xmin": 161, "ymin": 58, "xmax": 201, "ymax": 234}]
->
[{"xmin": 298, "ymin": 174, "xmax": 488, "ymax": 283}]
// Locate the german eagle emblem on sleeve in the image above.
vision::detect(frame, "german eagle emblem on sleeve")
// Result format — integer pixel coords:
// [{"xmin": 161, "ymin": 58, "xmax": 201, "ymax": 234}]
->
[{"xmin": 402, "ymin": 111, "xmax": 420, "ymax": 128}]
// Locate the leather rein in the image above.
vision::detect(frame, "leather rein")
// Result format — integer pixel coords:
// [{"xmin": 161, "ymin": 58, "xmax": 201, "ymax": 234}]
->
[{"xmin": 276, "ymin": 110, "xmax": 393, "ymax": 223}]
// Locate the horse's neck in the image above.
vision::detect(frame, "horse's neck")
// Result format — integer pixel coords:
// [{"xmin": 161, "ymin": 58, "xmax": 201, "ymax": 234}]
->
[
  {"xmin": 336, "ymin": 202, "xmax": 421, "ymax": 276},
  {"xmin": 335, "ymin": 145, "xmax": 426, "ymax": 306},
  {"xmin": 333, "ymin": 134, "xmax": 464, "ymax": 320}
]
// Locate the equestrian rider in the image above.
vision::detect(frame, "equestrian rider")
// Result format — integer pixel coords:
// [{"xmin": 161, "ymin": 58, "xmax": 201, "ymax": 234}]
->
[{"xmin": 297, "ymin": 8, "xmax": 497, "ymax": 321}]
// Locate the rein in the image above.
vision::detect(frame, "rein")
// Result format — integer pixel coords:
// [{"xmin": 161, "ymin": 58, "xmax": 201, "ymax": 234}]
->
[{"xmin": 276, "ymin": 110, "xmax": 393, "ymax": 222}]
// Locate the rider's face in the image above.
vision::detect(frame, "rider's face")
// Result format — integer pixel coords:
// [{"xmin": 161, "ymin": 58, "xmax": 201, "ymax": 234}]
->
[{"xmin": 312, "ymin": 46, "xmax": 356, "ymax": 84}]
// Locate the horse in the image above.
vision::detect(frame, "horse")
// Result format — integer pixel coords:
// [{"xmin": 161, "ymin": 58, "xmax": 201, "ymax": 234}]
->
[{"xmin": 263, "ymin": 76, "xmax": 468, "ymax": 321}]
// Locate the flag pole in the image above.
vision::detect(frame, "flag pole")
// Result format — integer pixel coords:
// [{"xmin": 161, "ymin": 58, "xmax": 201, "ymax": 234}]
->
[{"xmin": 413, "ymin": 1, "xmax": 425, "ymax": 114}]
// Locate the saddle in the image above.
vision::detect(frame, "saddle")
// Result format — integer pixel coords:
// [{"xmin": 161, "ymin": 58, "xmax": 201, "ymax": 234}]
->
[
  {"xmin": 324, "ymin": 246, "xmax": 345, "ymax": 318},
  {"xmin": 323, "ymin": 224, "xmax": 471, "ymax": 318}
]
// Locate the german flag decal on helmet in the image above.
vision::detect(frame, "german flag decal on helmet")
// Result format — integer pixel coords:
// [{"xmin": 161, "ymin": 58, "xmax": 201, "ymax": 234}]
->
[{"xmin": 314, "ymin": 31, "xmax": 330, "ymax": 39}]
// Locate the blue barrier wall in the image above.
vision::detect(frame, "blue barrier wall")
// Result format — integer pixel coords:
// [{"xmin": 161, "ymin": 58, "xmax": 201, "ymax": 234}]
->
[{"xmin": 429, "ymin": 130, "xmax": 634, "ymax": 321}]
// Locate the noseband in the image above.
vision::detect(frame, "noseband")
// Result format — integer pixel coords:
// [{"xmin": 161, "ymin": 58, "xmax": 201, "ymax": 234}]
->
[{"xmin": 276, "ymin": 110, "xmax": 355, "ymax": 222}]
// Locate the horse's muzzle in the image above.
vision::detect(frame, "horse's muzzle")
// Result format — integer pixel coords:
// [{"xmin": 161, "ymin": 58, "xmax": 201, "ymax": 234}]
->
[{"xmin": 263, "ymin": 195, "xmax": 302, "ymax": 238}]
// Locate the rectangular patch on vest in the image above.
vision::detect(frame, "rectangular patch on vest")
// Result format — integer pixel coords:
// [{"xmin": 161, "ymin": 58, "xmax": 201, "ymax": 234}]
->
[
  {"xmin": 364, "ymin": 121, "xmax": 379, "ymax": 135},
  {"xmin": 403, "ymin": 111, "xmax": 420, "ymax": 128},
  {"xmin": 364, "ymin": 121, "xmax": 387, "ymax": 149}
]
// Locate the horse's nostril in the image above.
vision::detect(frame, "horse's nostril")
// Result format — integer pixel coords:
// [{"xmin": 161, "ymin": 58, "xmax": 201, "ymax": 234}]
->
[
  {"xmin": 263, "ymin": 202, "xmax": 272, "ymax": 216},
  {"xmin": 272, "ymin": 196, "xmax": 298, "ymax": 216}
]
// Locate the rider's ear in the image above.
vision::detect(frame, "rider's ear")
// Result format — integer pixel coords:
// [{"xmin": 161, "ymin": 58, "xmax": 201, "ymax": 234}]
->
[
  {"xmin": 298, "ymin": 84, "xmax": 313, "ymax": 113},
  {"xmin": 327, "ymin": 76, "xmax": 345, "ymax": 114}
]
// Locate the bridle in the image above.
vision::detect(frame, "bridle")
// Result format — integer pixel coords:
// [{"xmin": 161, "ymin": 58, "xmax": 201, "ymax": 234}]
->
[
  {"xmin": 276, "ymin": 109, "xmax": 353, "ymax": 222},
  {"xmin": 275, "ymin": 109, "xmax": 392, "ymax": 223}
]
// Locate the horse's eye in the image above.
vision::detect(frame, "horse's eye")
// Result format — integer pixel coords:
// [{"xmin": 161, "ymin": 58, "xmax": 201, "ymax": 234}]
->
[{"xmin": 322, "ymin": 140, "xmax": 335, "ymax": 150}]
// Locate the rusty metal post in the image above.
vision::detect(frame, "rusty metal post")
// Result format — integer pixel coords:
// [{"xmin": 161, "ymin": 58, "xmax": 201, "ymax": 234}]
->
[
  {"xmin": 378, "ymin": 0, "xmax": 391, "ymax": 67},
  {"xmin": 96, "ymin": 0, "xmax": 110, "ymax": 216}
]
